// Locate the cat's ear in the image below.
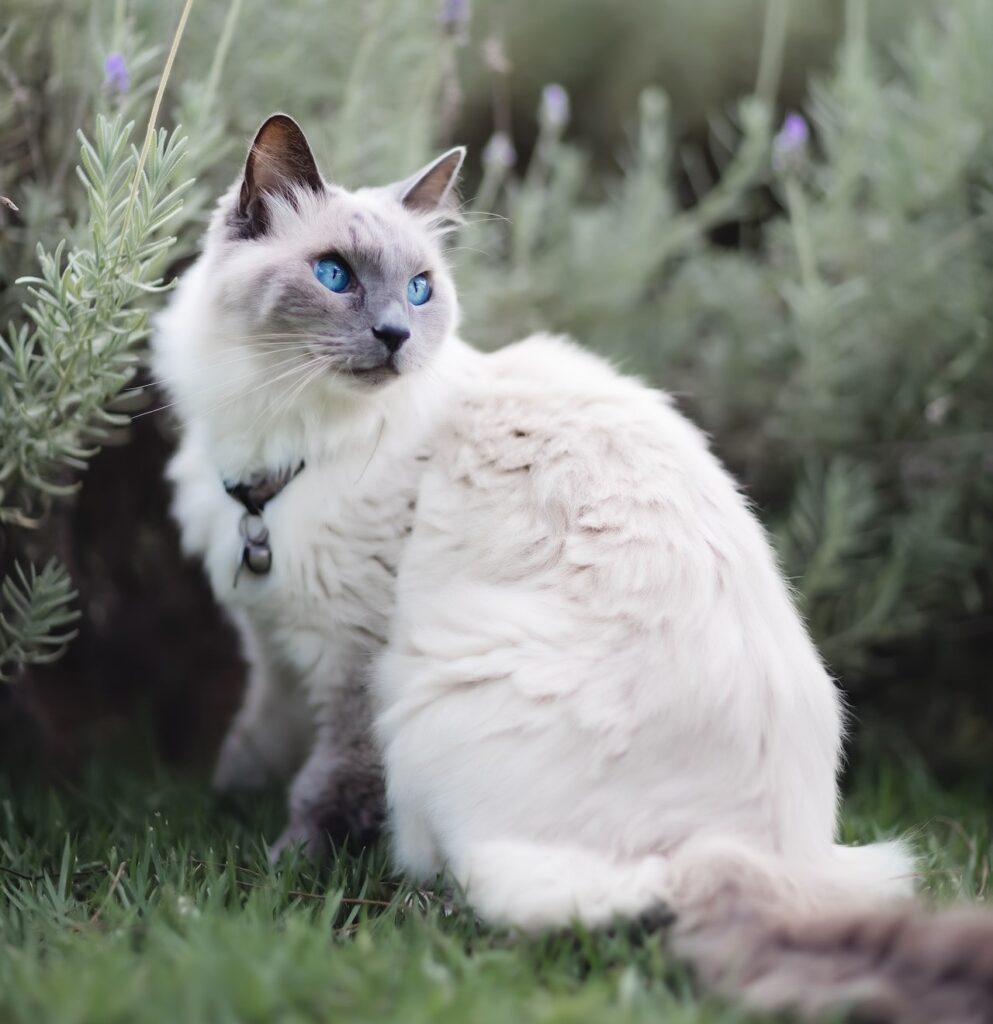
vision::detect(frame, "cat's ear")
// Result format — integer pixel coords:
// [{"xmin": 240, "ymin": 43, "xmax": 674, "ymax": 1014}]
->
[
  {"xmin": 395, "ymin": 147, "xmax": 466, "ymax": 218},
  {"xmin": 235, "ymin": 114, "xmax": 324, "ymax": 237}
]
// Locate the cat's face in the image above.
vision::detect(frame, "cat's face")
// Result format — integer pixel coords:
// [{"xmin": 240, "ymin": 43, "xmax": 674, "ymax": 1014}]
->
[{"xmin": 203, "ymin": 115, "xmax": 464, "ymax": 393}]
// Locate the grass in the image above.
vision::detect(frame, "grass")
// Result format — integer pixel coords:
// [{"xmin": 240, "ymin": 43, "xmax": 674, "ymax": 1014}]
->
[{"xmin": 0, "ymin": 755, "xmax": 989, "ymax": 1024}]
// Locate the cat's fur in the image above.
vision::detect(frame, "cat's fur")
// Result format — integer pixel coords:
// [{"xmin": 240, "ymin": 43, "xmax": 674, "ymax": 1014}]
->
[{"xmin": 155, "ymin": 116, "xmax": 993, "ymax": 1022}]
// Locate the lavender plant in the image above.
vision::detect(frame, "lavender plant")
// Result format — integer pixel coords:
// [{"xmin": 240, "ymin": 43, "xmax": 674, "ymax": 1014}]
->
[
  {"xmin": 2, "ymin": 118, "xmax": 190, "ymax": 515},
  {"xmin": 0, "ymin": 116, "xmax": 191, "ymax": 681}
]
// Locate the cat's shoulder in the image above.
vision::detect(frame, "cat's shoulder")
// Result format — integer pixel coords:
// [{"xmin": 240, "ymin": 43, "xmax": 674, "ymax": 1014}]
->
[
  {"xmin": 436, "ymin": 332, "xmax": 715, "ymax": 487},
  {"xmin": 451, "ymin": 332, "xmax": 693, "ymax": 443},
  {"xmin": 475, "ymin": 332, "xmax": 645, "ymax": 400}
]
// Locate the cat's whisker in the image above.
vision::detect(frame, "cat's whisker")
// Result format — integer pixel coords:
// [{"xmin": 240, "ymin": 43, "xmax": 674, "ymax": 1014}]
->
[
  {"xmin": 460, "ymin": 210, "xmax": 511, "ymax": 226},
  {"xmin": 196, "ymin": 353, "xmax": 328, "ymax": 426},
  {"xmin": 442, "ymin": 244, "xmax": 491, "ymax": 258},
  {"xmin": 131, "ymin": 348, "xmax": 313, "ymax": 421},
  {"xmin": 130, "ymin": 337, "xmax": 320, "ymax": 385},
  {"xmin": 125, "ymin": 343, "xmax": 320, "ymax": 394},
  {"xmin": 280, "ymin": 359, "xmax": 335, "ymax": 421},
  {"xmin": 254, "ymin": 357, "xmax": 330, "ymax": 435}
]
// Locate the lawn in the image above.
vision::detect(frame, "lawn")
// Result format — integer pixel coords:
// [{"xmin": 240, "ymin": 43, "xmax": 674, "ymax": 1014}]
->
[{"xmin": 0, "ymin": 755, "xmax": 989, "ymax": 1024}]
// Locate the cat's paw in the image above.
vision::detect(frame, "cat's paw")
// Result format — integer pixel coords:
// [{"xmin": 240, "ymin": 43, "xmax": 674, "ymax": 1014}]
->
[
  {"xmin": 595, "ymin": 902, "xmax": 679, "ymax": 945},
  {"xmin": 268, "ymin": 818, "xmax": 329, "ymax": 864},
  {"xmin": 212, "ymin": 727, "xmax": 279, "ymax": 793},
  {"xmin": 270, "ymin": 782, "xmax": 386, "ymax": 864},
  {"xmin": 633, "ymin": 901, "xmax": 679, "ymax": 933},
  {"xmin": 268, "ymin": 798, "xmax": 384, "ymax": 864}
]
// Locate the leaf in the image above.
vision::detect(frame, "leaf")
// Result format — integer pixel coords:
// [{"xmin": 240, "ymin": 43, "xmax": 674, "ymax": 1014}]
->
[{"xmin": 0, "ymin": 560, "xmax": 80, "ymax": 683}]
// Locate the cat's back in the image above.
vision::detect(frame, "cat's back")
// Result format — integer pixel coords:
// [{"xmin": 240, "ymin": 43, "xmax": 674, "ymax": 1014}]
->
[
  {"xmin": 447, "ymin": 332, "xmax": 720, "ymax": 487},
  {"xmin": 420, "ymin": 332, "xmax": 762, "ymax": 593},
  {"xmin": 384, "ymin": 334, "xmax": 839, "ymax": 839}
]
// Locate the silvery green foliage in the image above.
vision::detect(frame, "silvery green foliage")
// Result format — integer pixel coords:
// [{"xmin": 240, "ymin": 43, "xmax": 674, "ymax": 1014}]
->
[
  {"xmin": 460, "ymin": 91, "xmax": 773, "ymax": 350},
  {"xmin": 681, "ymin": 0, "xmax": 993, "ymax": 688},
  {"xmin": 1, "ymin": 117, "xmax": 190, "ymax": 515},
  {"xmin": 0, "ymin": 562, "xmax": 79, "ymax": 683},
  {"xmin": 0, "ymin": 117, "xmax": 189, "ymax": 680}
]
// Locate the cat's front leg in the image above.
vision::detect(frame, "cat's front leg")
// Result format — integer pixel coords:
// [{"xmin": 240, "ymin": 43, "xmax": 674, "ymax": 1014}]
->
[
  {"xmin": 270, "ymin": 679, "xmax": 384, "ymax": 861},
  {"xmin": 213, "ymin": 671, "xmax": 312, "ymax": 792},
  {"xmin": 213, "ymin": 619, "xmax": 312, "ymax": 792}
]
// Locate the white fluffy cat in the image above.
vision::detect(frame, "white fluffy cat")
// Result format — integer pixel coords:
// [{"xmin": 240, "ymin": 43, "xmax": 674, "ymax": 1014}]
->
[{"xmin": 156, "ymin": 116, "xmax": 993, "ymax": 1022}]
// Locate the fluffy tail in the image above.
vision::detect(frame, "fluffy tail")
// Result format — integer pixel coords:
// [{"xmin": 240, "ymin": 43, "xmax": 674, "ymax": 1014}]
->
[{"xmin": 667, "ymin": 840, "xmax": 993, "ymax": 1024}]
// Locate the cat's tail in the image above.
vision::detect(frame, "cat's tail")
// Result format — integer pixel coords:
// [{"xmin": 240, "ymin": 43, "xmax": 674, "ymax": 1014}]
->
[{"xmin": 666, "ymin": 838, "xmax": 993, "ymax": 1024}]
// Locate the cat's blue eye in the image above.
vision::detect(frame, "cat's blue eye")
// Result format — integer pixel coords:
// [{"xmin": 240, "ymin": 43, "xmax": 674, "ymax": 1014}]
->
[
  {"xmin": 408, "ymin": 273, "xmax": 432, "ymax": 306},
  {"xmin": 314, "ymin": 257, "xmax": 351, "ymax": 293}
]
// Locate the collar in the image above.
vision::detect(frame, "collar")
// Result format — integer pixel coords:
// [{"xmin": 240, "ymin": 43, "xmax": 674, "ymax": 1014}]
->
[
  {"xmin": 224, "ymin": 460, "xmax": 306, "ymax": 516},
  {"xmin": 223, "ymin": 460, "xmax": 305, "ymax": 581}
]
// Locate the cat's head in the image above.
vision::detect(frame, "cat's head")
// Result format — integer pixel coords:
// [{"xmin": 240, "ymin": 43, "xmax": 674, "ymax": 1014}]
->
[{"xmin": 201, "ymin": 114, "xmax": 464, "ymax": 392}]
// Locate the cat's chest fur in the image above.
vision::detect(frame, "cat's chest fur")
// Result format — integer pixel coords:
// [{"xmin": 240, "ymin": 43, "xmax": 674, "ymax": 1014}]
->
[{"xmin": 168, "ymin": 425, "xmax": 424, "ymax": 683}]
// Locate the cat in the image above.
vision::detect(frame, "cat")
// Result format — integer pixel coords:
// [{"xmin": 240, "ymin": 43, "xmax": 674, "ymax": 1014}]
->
[{"xmin": 155, "ymin": 115, "xmax": 993, "ymax": 1023}]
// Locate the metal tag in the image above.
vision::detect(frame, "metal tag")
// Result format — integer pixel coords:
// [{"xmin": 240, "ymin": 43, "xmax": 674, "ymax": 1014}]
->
[{"xmin": 234, "ymin": 512, "xmax": 273, "ymax": 585}]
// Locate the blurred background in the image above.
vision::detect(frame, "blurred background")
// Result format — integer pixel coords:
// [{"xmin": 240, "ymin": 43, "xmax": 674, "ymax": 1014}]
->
[{"xmin": 1, "ymin": 0, "xmax": 990, "ymax": 788}]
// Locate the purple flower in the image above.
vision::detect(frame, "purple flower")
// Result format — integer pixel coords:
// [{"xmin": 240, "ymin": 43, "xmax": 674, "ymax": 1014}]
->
[
  {"xmin": 772, "ymin": 112, "xmax": 809, "ymax": 172},
  {"xmin": 540, "ymin": 84, "xmax": 570, "ymax": 130},
  {"xmin": 482, "ymin": 131, "xmax": 516, "ymax": 170},
  {"xmin": 925, "ymin": 395, "xmax": 951, "ymax": 425},
  {"xmin": 439, "ymin": 0, "xmax": 470, "ymax": 24},
  {"xmin": 439, "ymin": 0, "xmax": 470, "ymax": 41},
  {"xmin": 104, "ymin": 52, "xmax": 130, "ymax": 95}
]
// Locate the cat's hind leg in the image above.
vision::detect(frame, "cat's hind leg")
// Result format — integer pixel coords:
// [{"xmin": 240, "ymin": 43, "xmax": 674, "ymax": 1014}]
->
[
  {"xmin": 390, "ymin": 802, "xmax": 444, "ymax": 882},
  {"xmin": 451, "ymin": 840, "xmax": 672, "ymax": 932}
]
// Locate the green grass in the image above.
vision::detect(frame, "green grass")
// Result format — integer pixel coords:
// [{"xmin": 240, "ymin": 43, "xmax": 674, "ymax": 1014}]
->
[{"xmin": 0, "ymin": 758, "xmax": 989, "ymax": 1024}]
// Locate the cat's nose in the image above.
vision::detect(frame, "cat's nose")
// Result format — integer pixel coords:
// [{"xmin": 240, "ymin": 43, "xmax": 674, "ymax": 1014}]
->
[{"xmin": 372, "ymin": 323, "xmax": 411, "ymax": 354}]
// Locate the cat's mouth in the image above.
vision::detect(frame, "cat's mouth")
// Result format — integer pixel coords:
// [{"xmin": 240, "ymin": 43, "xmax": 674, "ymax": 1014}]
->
[{"xmin": 348, "ymin": 359, "xmax": 401, "ymax": 387}]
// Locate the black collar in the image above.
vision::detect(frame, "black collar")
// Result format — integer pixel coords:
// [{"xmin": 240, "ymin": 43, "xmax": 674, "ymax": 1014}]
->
[
  {"xmin": 224, "ymin": 460, "xmax": 305, "ymax": 516},
  {"xmin": 223, "ymin": 461, "xmax": 305, "ymax": 580}
]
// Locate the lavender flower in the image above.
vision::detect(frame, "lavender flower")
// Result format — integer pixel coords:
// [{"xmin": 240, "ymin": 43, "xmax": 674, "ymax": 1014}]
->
[
  {"xmin": 772, "ymin": 112, "xmax": 809, "ymax": 173},
  {"xmin": 440, "ymin": 0, "xmax": 470, "ymax": 25},
  {"xmin": 482, "ymin": 131, "xmax": 516, "ymax": 170},
  {"xmin": 104, "ymin": 52, "xmax": 130, "ymax": 95},
  {"xmin": 925, "ymin": 395, "xmax": 952, "ymax": 425},
  {"xmin": 540, "ymin": 84, "xmax": 570, "ymax": 131}
]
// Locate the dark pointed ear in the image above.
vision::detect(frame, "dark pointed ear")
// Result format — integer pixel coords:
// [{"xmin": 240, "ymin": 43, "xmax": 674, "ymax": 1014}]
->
[
  {"xmin": 235, "ymin": 114, "xmax": 324, "ymax": 238},
  {"xmin": 395, "ymin": 147, "xmax": 466, "ymax": 217}
]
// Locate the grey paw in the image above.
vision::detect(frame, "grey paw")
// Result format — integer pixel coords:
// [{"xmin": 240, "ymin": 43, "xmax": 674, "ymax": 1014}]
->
[
  {"xmin": 268, "ymin": 819, "xmax": 329, "ymax": 864},
  {"xmin": 636, "ymin": 901, "xmax": 678, "ymax": 932},
  {"xmin": 596, "ymin": 902, "xmax": 678, "ymax": 944},
  {"xmin": 212, "ymin": 729, "xmax": 280, "ymax": 793},
  {"xmin": 268, "ymin": 795, "xmax": 385, "ymax": 865}
]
